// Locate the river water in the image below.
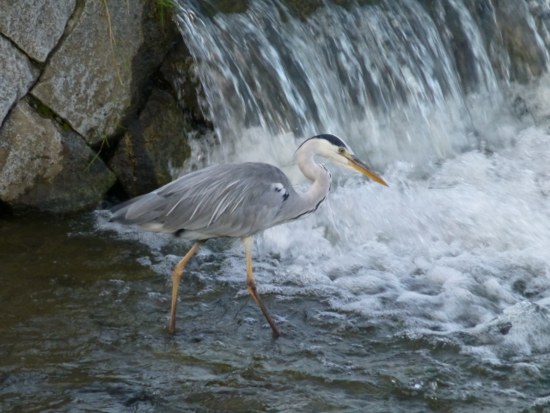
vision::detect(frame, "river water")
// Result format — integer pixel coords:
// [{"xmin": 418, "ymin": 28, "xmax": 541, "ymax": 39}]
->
[{"xmin": 3, "ymin": 0, "xmax": 550, "ymax": 412}]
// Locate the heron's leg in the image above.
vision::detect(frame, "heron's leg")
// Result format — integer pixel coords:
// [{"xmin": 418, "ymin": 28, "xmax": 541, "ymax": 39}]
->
[
  {"xmin": 169, "ymin": 241, "xmax": 203, "ymax": 334},
  {"xmin": 242, "ymin": 236, "xmax": 281, "ymax": 338}
]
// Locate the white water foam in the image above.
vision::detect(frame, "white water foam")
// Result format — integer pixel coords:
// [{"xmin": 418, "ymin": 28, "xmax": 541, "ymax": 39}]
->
[
  {"xmin": 100, "ymin": 0, "xmax": 550, "ymax": 359},
  {"xmin": 252, "ymin": 125, "xmax": 550, "ymax": 362},
  {"xmin": 97, "ymin": 124, "xmax": 550, "ymax": 363}
]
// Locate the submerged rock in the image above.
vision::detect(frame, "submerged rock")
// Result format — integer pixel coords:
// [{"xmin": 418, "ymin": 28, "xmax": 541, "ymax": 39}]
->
[
  {"xmin": 0, "ymin": 99, "xmax": 116, "ymax": 213},
  {"xmin": 458, "ymin": 301, "xmax": 550, "ymax": 359}
]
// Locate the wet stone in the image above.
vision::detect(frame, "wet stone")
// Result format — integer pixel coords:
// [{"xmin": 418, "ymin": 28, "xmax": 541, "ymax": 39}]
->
[
  {"xmin": 30, "ymin": 0, "xmax": 175, "ymax": 145},
  {"xmin": 0, "ymin": 0, "xmax": 76, "ymax": 62},
  {"xmin": 0, "ymin": 35, "xmax": 39, "ymax": 127},
  {"xmin": 0, "ymin": 99, "xmax": 116, "ymax": 213},
  {"xmin": 108, "ymin": 88, "xmax": 192, "ymax": 197}
]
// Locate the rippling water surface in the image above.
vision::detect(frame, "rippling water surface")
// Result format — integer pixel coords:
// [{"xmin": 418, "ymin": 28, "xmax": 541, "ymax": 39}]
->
[
  {"xmin": 4, "ymin": 1, "xmax": 550, "ymax": 411},
  {"xmin": 2, "ymin": 124, "xmax": 550, "ymax": 412}
]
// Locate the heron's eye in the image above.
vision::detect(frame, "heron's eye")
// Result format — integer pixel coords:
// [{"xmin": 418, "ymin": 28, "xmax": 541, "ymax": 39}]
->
[{"xmin": 338, "ymin": 148, "xmax": 345, "ymax": 154}]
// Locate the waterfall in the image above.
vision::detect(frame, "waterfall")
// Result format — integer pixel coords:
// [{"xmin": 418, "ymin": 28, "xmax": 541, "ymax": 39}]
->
[
  {"xmin": 99, "ymin": 0, "xmax": 550, "ymax": 365},
  {"xmin": 174, "ymin": 0, "xmax": 549, "ymax": 170}
]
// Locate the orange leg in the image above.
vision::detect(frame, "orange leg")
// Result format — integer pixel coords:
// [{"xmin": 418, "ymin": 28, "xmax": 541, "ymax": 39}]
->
[
  {"xmin": 242, "ymin": 236, "xmax": 280, "ymax": 338},
  {"xmin": 169, "ymin": 241, "xmax": 203, "ymax": 334}
]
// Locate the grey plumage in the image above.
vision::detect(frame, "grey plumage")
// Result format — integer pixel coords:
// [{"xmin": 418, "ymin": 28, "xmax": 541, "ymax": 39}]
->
[
  {"xmin": 111, "ymin": 162, "xmax": 297, "ymax": 239},
  {"xmin": 109, "ymin": 134, "xmax": 388, "ymax": 336}
]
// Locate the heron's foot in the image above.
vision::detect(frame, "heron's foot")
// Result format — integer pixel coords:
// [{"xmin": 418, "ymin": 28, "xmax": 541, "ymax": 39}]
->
[
  {"xmin": 168, "ymin": 320, "xmax": 176, "ymax": 335},
  {"xmin": 266, "ymin": 318, "xmax": 281, "ymax": 338},
  {"xmin": 247, "ymin": 284, "xmax": 280, "ymax": 337}
]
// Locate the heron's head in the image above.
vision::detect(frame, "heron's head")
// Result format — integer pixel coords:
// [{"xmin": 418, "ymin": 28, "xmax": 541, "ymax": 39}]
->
[{"xmin": 299, "ymin": 134, "xmax": 388, "ymax": 186}]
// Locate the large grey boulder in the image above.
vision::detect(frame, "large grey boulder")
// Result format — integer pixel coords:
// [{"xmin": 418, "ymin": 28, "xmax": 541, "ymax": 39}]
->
[
  {"xmin": 31, "ymin": 0, "xmax": 177, "ymax": 145},
  {"xmin": 0, "ymin": 35, "xmax": 39, "ymax": 127},
  {"xmin": 0, "ymin": 0, "xmax": 76, "ymax": 62},
  {"xmin": 0, "ymin": 99, "xmax": 116, "ymax": 213},
  {"xmin": 494, "ymin": 0, "xmax": 550, "ymax": 83},
  {"xmin": 108, "ymin": 89, "xmax": 191, "ymax": 197}
]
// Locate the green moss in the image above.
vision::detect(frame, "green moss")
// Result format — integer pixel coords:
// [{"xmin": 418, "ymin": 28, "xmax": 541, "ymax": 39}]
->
[
  {"xmin": 85, "ymin": 137, "xmax": 110, "ymax": 173},
  {"xmin": 27, "ymin": 96, "xmax": 55, "ymax": 120},
  {"xmin": 156, "ymin": 0, "xmax": 178, "ymax": 29},
  {"xmin": 26, "ymin": 96, "xmax": 76, "ymax": 133}
]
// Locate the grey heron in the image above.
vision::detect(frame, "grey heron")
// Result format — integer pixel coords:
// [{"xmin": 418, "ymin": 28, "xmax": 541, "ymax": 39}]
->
[{"xmin": 110, "ymin": 134, "xmax": 387, "ymax": 337}]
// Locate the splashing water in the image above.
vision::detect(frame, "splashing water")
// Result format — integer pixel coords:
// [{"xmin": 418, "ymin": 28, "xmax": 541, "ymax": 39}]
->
[
  {"xmin": 259, "ymin": 125, "xmax": 550, "ymax": 361},
  {"xmin": 5, "ymin": 2, "xmax": 550, "ymax": 412},
  {"xmin": 174, "ymin": 0, "xmax": 546, "ymax": 166},
  {"xmin": 102, "ymin": 0, "xmax": 550, "ymax": 365}
]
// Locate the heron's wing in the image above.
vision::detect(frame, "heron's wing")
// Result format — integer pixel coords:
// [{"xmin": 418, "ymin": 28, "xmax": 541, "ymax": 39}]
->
[{"xmin": 110, "ymin": 163, "xmax": 294, "ymax": 238}]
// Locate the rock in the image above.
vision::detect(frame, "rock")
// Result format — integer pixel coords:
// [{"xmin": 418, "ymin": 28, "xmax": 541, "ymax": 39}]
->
[
  {"xmin": 108, "ymin": 89, "xmax": 191, "ymax": 197},
  {"xmin": 0, "ymin": 99, "xmax": 116, "ymax": 213},
  {"xmin": 430, "ymin": 0, "xmax": 489, "ymax": 94},
  {"xmin": 0, "ymin": 0, "xmax": 76, "ymax": 62},
  {"xmin": 528, "ymin": 0, "xmax": 550, "ymax": 52},
  {"xmin": 31, "ymin": 0, "xmax": 178, "ymax": 145},
  {"xmin": 460, "ymin": 0, "xmax": 510, "ymax": 83},
  {"xmin": 160, "ymin": 40, "xmax": 210, "ymax": 129},
  {"xmin": 156, "ymin": 38, "xmax": 216, "ymax": 178},
  {"xmin": 494, "ymin": 0, "xmax": 549, "ymax": 83},
  {"xmin": 0, "ymin": 35, "xmax": 39, "ymax": 127}
]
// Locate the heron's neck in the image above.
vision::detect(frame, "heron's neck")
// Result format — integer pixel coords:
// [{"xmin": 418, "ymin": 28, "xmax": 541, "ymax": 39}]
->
[{"xmin": 294, "ymin": 147, "xmax": 331, "ymax": 213}]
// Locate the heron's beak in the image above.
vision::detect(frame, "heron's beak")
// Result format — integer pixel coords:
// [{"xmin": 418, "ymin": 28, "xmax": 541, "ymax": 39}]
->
[{"xmin": 347, "ymin": 155, "xmax": 388, "ymax": 186}]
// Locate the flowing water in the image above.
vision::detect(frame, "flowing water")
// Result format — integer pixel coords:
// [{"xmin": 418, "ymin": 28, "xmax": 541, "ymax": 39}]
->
[{"xmin": 3, "ymin": 1, "xmax": 550, "ymax": 412}]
